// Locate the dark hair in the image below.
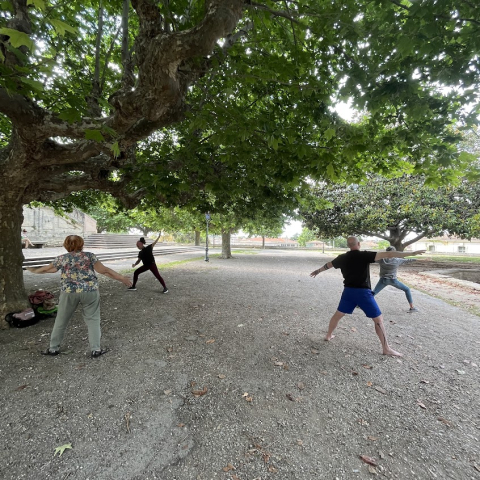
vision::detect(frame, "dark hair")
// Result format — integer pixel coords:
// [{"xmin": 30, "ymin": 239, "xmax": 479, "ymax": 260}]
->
[
  {"xmin": 386, "ymin": 246, "xmax": 396, "ymax": 251},
  {"xmin": 139, "ymin": 237, "xmax": 146, "ymax": 244}
]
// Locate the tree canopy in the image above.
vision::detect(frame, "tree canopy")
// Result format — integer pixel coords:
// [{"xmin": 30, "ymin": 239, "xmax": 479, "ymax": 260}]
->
[
  {"xmin": 300, "ymin": 175, "xmax": 480, "ymax": 251},
  {"xmin": 1, "ymin": 0, "xmax": 480, "ymax": 320}
]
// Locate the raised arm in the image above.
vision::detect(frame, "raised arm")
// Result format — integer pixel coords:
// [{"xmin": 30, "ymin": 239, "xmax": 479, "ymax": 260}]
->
[
  {"xmin": 26, "ymin": 263, "xmax": 57, "ymax": 274},
  {"xmin": 94, "ymin": 261, "xmax": 132, "ymax": 287},
  {"xmin": 310, "ymin": 261, "xmax": 334, "ymax": 278},
  {"xmin": 151, "ymin": 233, "xmax": 162, "ymax": 248},
  {"xmin": 374, "ymin": 250, "xmax": 426, "ymax": 261}
]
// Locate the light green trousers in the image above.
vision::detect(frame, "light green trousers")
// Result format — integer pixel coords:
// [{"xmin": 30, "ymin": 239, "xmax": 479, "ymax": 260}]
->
[{"xmin": 49, "ymin": 290, "xmax": 101, "ymax": 352}]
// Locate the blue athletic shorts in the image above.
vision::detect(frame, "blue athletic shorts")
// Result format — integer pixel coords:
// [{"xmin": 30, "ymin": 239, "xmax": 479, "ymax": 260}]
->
[{"xmin": 337, "ymin": 287, "xmax": 382, "ymax": 318}]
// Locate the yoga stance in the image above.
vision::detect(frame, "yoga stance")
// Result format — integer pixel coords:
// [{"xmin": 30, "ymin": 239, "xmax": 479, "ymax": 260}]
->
[
  {"xmin": 27, "ymin": 235, "xmax": 132, "ymax": 357},
  {"xmin": 310, "ymin": 236, "xmax": 425, "ymax": 357},
  {"xmin": 373, "ymin": 246, "xmax": 418, "ymax": 312},
  {"xmin": 129, "ymin": 234, "xmax": 168, "ymax": 293}
]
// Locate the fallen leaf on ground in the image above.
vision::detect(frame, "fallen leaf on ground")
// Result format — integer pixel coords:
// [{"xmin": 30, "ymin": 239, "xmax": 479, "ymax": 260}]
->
[
  {"xmin": 206, "ymin": 339, "xmax": 215, "ymax": 344},
  {"xmin": 362, "ymin": 364, "xmax": 372, "ymax": 369},
  {"xmin": 297, "ymin": 382, "xmax": 305, "ymax": 390},
  {"xmin": 268, "ymin": 466, "xmax": 278, "ymax": 473},
  {"xmin": 367, "ymin": 436, "xmax": 378, "ymax": 441},
  {"xmin": 360, "ymin": 455, "xmax": 377, "ymax": 466},
  {"xmin": 222, "ymin": 463, "xmax": 235, "ymax": 472},
  {"xmin": 311, "ymin": 348, "xmax": 319, "ymax": 354},
  {"xmin": 352, "ymin": 371, "xmax": 358, "ymax": 375},
  {"xmin": 177, "ymin": 423, "xmax": 185, "ymax": 427},
  {"xmin": 164, "ymin": 389, "xmax": 172, "ymax": 395},
  {"xmin": 16, "ymin": 384, "xmax": 29, "ymax": 391},
  {"xmin": 54, "ymin": 443, "xmax": 72, "ymax": 457},
  {"xmin": 218, "ymin": 374, "xmax": 226, "ymax": 379},
  {"xmin": 286, "ymin": 393, "xmax": 295, "ymax": 401},
  {"xmin": 368, "ymin": 465, "xmax": 378, "ymax": 474},
  {"xmin": 274, "ymin": 361, "xmax": 284, "ymax": 366},
  {"xmin": 417, "ymin": 400, "xmax": 427, "ymax": 409},
  {"xmin": 366, "ymin": 381, "xmax": 373, "ymax": 387},
  {"xmin": 437, "ymin": 417, "xmax": 452, "ymax": 427},
  {"xmin": 374, "ymin": 386, "xmax": 387, "ymax": 395},
  {"xmin": 192, "ymin": 387, "xmax": 207, "ymax": 397}
]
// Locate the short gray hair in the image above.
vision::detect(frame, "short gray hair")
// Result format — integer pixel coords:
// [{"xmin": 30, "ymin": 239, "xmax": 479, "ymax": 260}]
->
[{"xmin": 386, "ymin": 246, "xmax": 396, "ymax": 251}]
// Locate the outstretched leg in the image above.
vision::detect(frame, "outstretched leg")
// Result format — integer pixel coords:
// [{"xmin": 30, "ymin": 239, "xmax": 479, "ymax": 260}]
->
[
  {"xmin": 372, "ymin": 278, "xmax": 387, "ymax": 296},
  {"xmin": 391, "ymin": 279, "xmax": 414, "ymax": 308},
  {"xmin": 372, "ymin": 315, "xmax": 403, "ymax": 357},
  {"xmin": 325, "ymin": 310, "xmax": 345, "ymax": 341},
  {"xmin": 132, "ymin": 264, "xmax": 149, "ymax": 287},
  {"xmin": 149, "ymin": 263, "xmax": 167, "ymax": 289}
]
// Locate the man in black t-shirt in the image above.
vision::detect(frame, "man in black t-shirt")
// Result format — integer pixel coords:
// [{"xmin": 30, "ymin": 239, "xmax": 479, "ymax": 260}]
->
[{"xmin": 310, "ymin": 236, "xmax": 425, "ymax": 357}]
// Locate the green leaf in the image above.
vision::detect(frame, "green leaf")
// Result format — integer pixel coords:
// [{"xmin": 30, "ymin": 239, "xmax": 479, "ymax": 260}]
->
[
  {"xmin": 324, "ymin": 128, "xmax": 336, "ymax": 141},
  {"xmin": 20, "ymin": 77, "xmax": 44, "ymax": 92},
  {"xmin": 58, "ymin": 108, "xmax": 82, "ymax": 123},
  {"xmin": 85, "ymin": 130, "xmax": 105, "ymax": 142},
  {"xmin": 112, "ymin": 141, "xmax": 121, "ymax": 158},
  {"xmin": 0, "ymin": 28, "xmax": 35, "ymax": 51},
  {"xmin": 27, "ymin": 0, "xmax": 46, "ymax": 11},
  {"xmin": 49, "ymin": 19, "xmax": 77, "ymax": 36},
  {"xmin": 54, "ymin": 443, "xmax": 72, "ymax": 457}
]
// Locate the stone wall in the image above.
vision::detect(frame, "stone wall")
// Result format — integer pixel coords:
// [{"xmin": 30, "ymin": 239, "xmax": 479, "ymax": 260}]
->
[{"xmin": 22, "ymin": 207, "xmax": 97, "ymax": 246}]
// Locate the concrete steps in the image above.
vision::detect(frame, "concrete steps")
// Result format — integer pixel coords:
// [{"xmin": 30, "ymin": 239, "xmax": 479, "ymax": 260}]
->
[{"xmin": 22, "ymin": 246, "xmax": 204, "ymax": 268}]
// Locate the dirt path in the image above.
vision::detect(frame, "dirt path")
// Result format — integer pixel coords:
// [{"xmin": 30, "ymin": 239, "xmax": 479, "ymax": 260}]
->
[{"xmin": 1, "ymin": 250, "xmax": 479, "ymax": 480}]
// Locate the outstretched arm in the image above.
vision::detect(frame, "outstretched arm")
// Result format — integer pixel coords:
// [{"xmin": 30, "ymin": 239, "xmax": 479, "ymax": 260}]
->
[
  {"xmin": 310, "ymin": 262, "xmax": 333, "ymax": 278},
  {"xmin": 94, "ymin": 261, "xmax": 132, "ymax": 287},
  {"xmin": 375, "ymin": 250, "xmax": 426, "ymax": 261},
  {"xmin": 26, "ymin": 263, "xmax": 57, "ymax": 274},
  {"xmin": 151, "ymin": 233, "xmax": 162, "ymax": 248}
]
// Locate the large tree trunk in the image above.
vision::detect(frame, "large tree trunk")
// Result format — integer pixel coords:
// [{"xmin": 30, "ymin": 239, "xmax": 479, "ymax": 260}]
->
[
  {"xmin": 0, "ymin": 200, "xmax": 30, "ymax": 328},
  {"xmin": 194, "ymin": 230, "xmax": 201, "ymax": 246},
  {"xmin": 221, "ymin": 229, "xmax": 232, "ymax": 259}
]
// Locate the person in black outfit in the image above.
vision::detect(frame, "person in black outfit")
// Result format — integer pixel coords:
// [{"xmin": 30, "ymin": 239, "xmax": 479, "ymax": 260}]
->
[
  {"xmin": 310, "ymin": 236, "xmax": 425, "ymax": 357},
  {"xmin": 128, "ymin": 234, "xmax": 168, "ymax": 293}
]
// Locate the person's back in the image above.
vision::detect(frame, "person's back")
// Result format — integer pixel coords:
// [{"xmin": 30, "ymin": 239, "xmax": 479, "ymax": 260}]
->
[{"xmin": 332, "ymin": 249, "xmax": 377, "ymax": 289}]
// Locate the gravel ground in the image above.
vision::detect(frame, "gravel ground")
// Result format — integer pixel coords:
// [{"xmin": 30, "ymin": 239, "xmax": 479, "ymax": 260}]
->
[{"xmin": 1, "ymin": 249, "xmax": 480, "ymax": 480}]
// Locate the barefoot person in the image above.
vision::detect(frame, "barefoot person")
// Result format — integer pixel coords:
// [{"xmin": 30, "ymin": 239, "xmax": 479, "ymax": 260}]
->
[
  {"xmin": 310, "ymin": 236, "xmax": 425, "ymax": 357},
  {"xmin": 27, "ymin": 235, "xmax": 132, "ymax": 357},
  {"xmin": 373, "ymin": 246, "xmax": 419, "ymax": 312},
  {"xmin": 129, "ymin": 234, "xmax": 168, "ymax": 293}
]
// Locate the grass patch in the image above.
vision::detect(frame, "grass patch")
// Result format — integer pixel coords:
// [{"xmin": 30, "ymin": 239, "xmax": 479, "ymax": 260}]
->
[
  {"xmin": 122, "ymin": 256, "xmax": 204, "ymax": 274},
  {"xmin": 423, "ymin": 255, "xmax": 480, "ymax": 264}
]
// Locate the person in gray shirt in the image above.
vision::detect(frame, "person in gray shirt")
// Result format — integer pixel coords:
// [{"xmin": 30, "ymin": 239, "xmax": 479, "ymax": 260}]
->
[{"xmin": 373, "ymin": 246, "xmax": 418, "ymax": 312}]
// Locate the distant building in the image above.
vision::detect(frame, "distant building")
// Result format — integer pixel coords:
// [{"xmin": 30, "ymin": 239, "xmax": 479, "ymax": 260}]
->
[
  {"xmin": 22, "ymin": 206, "xmax": 97, "ymax": 246},
  {"xmin": 409, "ymin": 236, "xmax": 480, "ymax": 254}
]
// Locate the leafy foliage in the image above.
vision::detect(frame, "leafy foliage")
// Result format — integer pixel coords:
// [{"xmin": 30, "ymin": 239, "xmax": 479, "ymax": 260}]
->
[{"xmin": 301, "ymin": 176, "xmax": 480, "ymax": 250}]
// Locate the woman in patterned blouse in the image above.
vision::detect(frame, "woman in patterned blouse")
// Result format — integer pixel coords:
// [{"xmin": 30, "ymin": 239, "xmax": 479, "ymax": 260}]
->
[{"xmin": 27, "ymin": 235, "xmax": 132, "ymax": 357}]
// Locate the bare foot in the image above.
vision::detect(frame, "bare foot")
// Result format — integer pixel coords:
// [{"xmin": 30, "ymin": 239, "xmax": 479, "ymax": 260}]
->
[
  {"xmin": 382, "ymin": 347, "xmax": 403, "ymax": 357},
  {"xmin": 324, "ymin": 334, "xmax": 335, "ymax": 341}
]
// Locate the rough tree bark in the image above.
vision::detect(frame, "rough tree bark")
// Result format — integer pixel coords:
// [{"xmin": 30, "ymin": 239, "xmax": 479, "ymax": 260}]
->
[
  {"xmin": 0, "ymin": 0, "xmax": 245, "ymax": 326},
  {"xmin": 221, "ymin": 229, "xmax": 232, "ymax": 259}
]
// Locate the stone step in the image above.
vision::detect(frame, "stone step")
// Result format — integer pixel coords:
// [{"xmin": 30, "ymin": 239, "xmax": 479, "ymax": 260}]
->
[{"xmin": 23, "ymin": 246, "xmax": 204, "ymax": 268}]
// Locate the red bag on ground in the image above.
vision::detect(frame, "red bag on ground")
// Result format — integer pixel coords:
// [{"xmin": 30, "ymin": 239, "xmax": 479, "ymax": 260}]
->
[{"xmin": 28, "ymin": 290, "xmax": 54, "ymax": 306}]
